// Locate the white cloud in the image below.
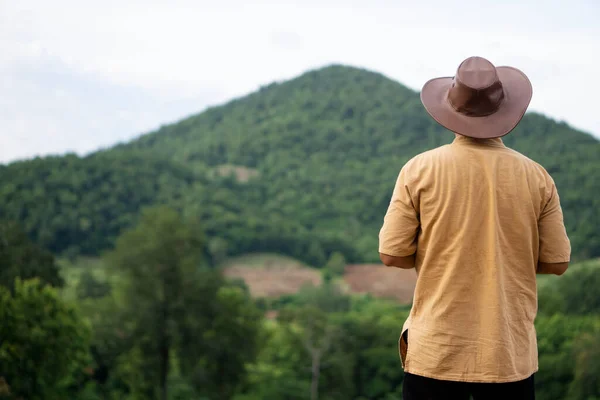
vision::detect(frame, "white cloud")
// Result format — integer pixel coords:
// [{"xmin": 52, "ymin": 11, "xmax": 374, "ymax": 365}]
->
[{"xmin": 1, "ymin": 0, "xmax": 598, "ymax": 163}]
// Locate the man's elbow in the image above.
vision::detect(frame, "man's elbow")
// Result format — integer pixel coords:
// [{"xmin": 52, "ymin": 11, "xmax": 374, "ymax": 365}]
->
[
  {"xmin": 537, "ymin": 261, "xmax": 569, "ymax": 276},
  {"xmin": 380, "ymin": 253, "xmax": 395, "ymax": 267},
  {"xmin": 554, "ymin": 262, "xmax": 569, "ymax": 276},
  {"xmin": 379, "ymin": 253, "xmax": 415, "ymax": 269}
]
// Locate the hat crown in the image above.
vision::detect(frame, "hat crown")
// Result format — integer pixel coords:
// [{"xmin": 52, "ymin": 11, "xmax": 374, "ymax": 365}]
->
[
  {"xmin": 448, "ymin": 57, "xmax": 504, "ymax": 117},
  {"xmin": 457, "ymin": 57, "xmax": 497, "ymax": 89}
]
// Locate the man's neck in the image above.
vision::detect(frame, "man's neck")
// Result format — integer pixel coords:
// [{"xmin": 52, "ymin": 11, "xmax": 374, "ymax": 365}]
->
[{"xmin": 453, "ymin": 134, "xmax": 506, "ymax": 148}]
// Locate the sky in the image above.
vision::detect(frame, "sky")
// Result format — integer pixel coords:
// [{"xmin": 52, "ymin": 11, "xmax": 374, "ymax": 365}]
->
[{"xmin": 1, "ymin": 0, "xmax": 599, "ymax": 163}]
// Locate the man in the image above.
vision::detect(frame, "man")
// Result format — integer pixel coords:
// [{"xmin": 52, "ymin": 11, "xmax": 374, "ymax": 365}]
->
[{"xmin": 378, "ymin": 56, "xmax": 571, "ymax": 400}]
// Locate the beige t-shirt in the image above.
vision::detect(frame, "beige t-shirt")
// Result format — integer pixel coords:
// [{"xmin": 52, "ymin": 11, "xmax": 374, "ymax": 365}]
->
[{"xmin": 379, "ymin": 135, "xmax": 571, "ymax": 383}]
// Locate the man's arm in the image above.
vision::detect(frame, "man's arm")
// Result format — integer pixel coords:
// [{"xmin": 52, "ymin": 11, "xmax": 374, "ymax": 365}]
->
[
  {"xmin": 537, "ymin": 261, "xmax": 569, "ymax": 276},
  {"xmin": 537, "ymin": 179, "xmax": 571, "ymax": 276},
  {"xmin": 378, "ymin": 165, "xmax": 420, "ymax": 267},
  {"xmin": 380, "ymin": 253, "xmax": 415, "ymax": 269}
]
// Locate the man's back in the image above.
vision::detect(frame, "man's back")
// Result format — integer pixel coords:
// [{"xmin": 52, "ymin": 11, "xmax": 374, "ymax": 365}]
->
[{"xmin": 379, "ymin": 135, "xmax": 571, "ymax": 382}]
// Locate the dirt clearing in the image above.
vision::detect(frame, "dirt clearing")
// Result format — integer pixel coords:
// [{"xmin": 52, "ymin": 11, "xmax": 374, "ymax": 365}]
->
[
  {"xmin": 222, "ymin": 254, "xmax": 321, "ymax": 297},
  {"xmin": 343, "ymin": 264, "xmax": 416, "ymax": 304}
]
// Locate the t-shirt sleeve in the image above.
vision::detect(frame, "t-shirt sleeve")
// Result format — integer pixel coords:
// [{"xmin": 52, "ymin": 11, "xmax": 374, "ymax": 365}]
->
[
  {"xmin": 538, "ymin": 182, "xmax": 571, "ymax": 263},
  {"xmin": 378, "ymin": 166, "xmax": 420, "ymax": 257}
]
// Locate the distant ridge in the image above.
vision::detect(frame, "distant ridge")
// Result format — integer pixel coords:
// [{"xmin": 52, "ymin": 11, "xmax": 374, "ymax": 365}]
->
[{"xmin": 0, "ymin": 64, "xmax": 598, "ymax": 262}]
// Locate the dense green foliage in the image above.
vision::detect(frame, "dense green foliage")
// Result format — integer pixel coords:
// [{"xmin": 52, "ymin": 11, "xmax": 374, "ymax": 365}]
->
[
  {"xmin": 0, "ymin": 220, "xmax": 62, "ymax": 290},
  {"xmin": 236, "ymin": 297, "xmax": 409, "ymax": 400},
  {"xmin": 105, "ymin": 206, "xmax": 207, "ymax": 400},
  {"xmin": 538, "ymin": 260, "xmax": 600, "ymax": 316},
  {"xmin": 0, "ymin": 66, "xmax": 598, "ymax": 263},
  {"xmin": 535, "ymin": 261, "xmax": 600, "ymax": 400},
  {"xmin": 0, "ymin": 209, "xmax": 265, "ymax": 400},
  {"xmin": 0, "ymin": 153, "xmax": 195, "ymax": 257},
  {"xmin": 0, "ymin": 278, "xmax": 90, "ymax": 400},
  {"xmin": 81, "ymin": 207, "xmax": 263, "ymax": 400}
]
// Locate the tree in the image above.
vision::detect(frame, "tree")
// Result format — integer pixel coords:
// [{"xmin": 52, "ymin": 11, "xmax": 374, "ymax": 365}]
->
[
  {"xmin": 534, "ymin": 314, "xmax": 600, "ymax": 400},
  {"xmin": 538, "ymin": 261, "xmax": 600, "ymax": 317},
  {"xmin": 568, "ymin": 332, "xmax": 600, "ymax": 400},
  {"xmin": 334, "ymin": 300, "xmax": 408, "ymax": 399},
  {"xmin": 242, "ymin": 296, "xmax": 408, "ymax": 400},
  {"xmin": 207, "ymin": 236, "xmax": 229, "ymax": 266},
  {"xmin": 278, "ymin": 306, "xmax": 337, "ymax": 400},
  {"xmin": 294, "ymin": 282, "xmax": 351, "ymax": 314},
  {"xmin": 106, "ymin": 205, "xmax": 262, "ymax": 400},
  {"xmin": 0, "ymin": 221, "xmax": 62, "ymax": 290},
  {"xmin": 276, "ymin": 283, "xmax": 352, "ymax": 400},
  {"xmin": 556, "ymin": 262, "xmax": 600, "ymax": 315},
  {"xmin": 232, "ymin": 321, "xmax": 310, "ymax": 400},
  {"xmin": 324, "ymin": 252, "xmax": 346, "ymax": 277},
  {"xmin": 76, "ymin": 270, "xmax": 111, "ymax": 300},
  {"xmin": 106, "ymin": 206, "xmax": 204, "ymax": 400},
  {"xmin": 0, "ymin": 278, "xmax": 90, "ymax": 400},
  {"xmin": 181, "ymin": 285, "xmax": 263, "ymax": 399}
]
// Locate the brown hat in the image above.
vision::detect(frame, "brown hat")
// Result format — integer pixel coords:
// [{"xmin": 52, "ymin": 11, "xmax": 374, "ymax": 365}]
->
[{"xmin": 420, "ymin": 56, "xmax": 532, "ymax": 139}]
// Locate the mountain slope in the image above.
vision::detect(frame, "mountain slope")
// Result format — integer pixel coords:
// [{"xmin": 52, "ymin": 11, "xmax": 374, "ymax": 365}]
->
[
  {"xmin": 0, "ymin": 151, "xmax": 197, "ymax": 255},
  {"xmin": 2, "ymin": 65, "xmax": 599, "ymax": 262},
  {"xmin": 124, "ymin": 65, "xmax": 600, "ymax": 260}
]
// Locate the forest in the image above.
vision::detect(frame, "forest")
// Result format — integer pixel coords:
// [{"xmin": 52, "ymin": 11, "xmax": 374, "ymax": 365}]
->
[{"xmin": 0, "ymin": 65, "xmax": 599, "ymax": 399}]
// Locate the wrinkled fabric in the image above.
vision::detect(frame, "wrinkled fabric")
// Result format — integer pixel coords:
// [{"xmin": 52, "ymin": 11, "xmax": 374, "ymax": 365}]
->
[{"xmin": 379, "ymin": 135, "xmax": 570, "ymax": 383}]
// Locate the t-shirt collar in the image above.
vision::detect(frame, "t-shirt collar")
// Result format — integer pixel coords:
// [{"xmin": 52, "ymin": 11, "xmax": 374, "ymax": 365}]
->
[{"xmin": 452, "ymin": 135, "xmax": 506, "ymax": 148}]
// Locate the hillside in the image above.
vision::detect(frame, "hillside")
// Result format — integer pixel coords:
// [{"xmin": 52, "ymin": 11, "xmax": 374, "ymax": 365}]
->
[
  {"xmin": 1, "ymin": 65, "xmax": 599, "ymax": 262},
  {"xmin": 0, "ymin": 152, "xmax": 197, "ymax": 255},
  {"xmin": 116, "ymin": 65, "xmax": 600, "ymax": 261}
]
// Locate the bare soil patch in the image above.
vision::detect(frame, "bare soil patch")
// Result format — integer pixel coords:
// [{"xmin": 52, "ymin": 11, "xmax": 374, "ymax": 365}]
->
[
  {"xmin": 212, "ymin": 164, "xmax": 259, "ymax": 182},
  {"xmin": 222, "ymin": 254, "xmax": 321, "ymax": 297},
  {"xmin": 343, "ymin": 264, "xmax": 416, "ymax": 304},
  {"xmin": 222, "ymin": 254, "xmax": 417, "ymax": 304}
]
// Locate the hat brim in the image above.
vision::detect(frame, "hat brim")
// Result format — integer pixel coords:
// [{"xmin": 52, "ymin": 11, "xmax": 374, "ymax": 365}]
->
[{"xmin": 420, "ymin": 66, "xmax": 533, "ymax": 139}]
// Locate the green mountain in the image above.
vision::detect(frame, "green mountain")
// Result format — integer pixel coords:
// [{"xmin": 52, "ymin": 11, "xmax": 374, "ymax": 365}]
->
[{"xmin": 1, "ymin": 65, "xmax": 599, "ymax": 263}]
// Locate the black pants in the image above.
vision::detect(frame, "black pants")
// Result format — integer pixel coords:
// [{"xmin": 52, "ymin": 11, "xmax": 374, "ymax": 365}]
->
[{"xmin": 403, "ymin": 372, "xmax": 535, "ymax": 400}]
